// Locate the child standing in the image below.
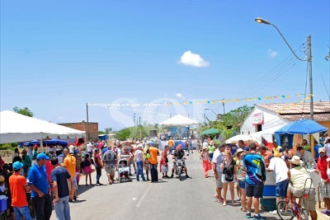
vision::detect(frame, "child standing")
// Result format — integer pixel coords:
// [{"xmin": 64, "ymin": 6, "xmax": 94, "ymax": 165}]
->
[{"xmin": 84, "ymin": 154, "xmax": 93, "ymax": 185}]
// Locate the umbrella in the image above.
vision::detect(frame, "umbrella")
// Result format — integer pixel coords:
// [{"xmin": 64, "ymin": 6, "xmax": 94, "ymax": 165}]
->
[
  {"xmin": 275, "ymin": 119, "xmax": 328, "ymax": 135},
  {"xmin": 225, "ymin": 134, "xmax": 257, "ymax": 144},
  {"xmin": 24, "ymin": 138, "xmax": 68, "ymax": 147},
  {"xmin": 201, "ymin": 128, "xmax": 220, "ymax": 136}
]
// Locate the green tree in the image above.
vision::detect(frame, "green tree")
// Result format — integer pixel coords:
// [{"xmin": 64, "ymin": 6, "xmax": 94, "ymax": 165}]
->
[
  {"xmin": 221, "ymin": 105, "xmax": 253, "ymax": 131},
  {"xmin": 13, "ymin": 106, "xmax": 34, "ymax": 117},
  {"xmin": 105, "ymin": 127, "xmax": 112, "ymax": 134}
]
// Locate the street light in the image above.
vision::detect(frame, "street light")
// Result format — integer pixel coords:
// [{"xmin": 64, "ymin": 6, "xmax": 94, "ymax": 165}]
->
[
  {"xmin": 204, "ymin": 108, "xmax": 217, "ymax": 116},
  {"xmin": 255, "ymin": 17, "xmax": 314, "ymax": 120}
]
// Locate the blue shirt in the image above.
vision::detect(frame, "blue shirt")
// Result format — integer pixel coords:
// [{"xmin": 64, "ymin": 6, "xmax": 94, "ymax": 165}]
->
[
  {"xmin": 51, "ymin": 167, "xmax": 71, "ymax": 198},
  {"xmin": 27, "ymin": 163, "xmax": 49, "ymax": 197},
  {"xmin": 314, "ymin": 144, "xmax": 322, "ymax": 159},
  {"xmin": 243, "ymin": 153, "xmax": 266, "ymax": 185},
  {"xmin": 102, "ymin": 148, "xmax": 108, "ymax": 154}
]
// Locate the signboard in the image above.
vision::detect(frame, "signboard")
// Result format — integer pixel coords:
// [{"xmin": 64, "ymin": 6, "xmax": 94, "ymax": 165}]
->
[{"xmin": 252, "ymin": 112, "xmax": 264, "ymax": 125}]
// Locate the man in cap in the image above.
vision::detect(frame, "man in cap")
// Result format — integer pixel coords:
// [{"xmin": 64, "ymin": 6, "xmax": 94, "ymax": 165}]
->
[
  {"xmin": 317, "ymin": 147, "xmax": 330, "ymax": 215},
  {"xmin": 28, "ymin": 153, "xmax": 52, "ymax": 220},
  {"xmin": 51, "ymin": 157, "xmax": 73, "ymax": 220},
  {"xmin": 212, "ymin": 144, "xmax": 225, "ymax": 203},
  {"xmin": 9, "ymin": 161, "xmax": 32, "ymax": 220},
  {"xmin": 288, "ymin": 155, "xmax": 317, "ymax": 220}
]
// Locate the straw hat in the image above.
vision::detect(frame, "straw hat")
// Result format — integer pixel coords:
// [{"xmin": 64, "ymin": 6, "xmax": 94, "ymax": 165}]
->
[
  {"xmin": 289, "ymin": 155, "xmax": 301, "ymax": 166},
  {"xmin": 319, "ymin": 147, "xmax": 326, "ymax": 153},
  {"xmin": 210, "ymin": 141, "xmax": 214, "ymax": 145},
  {"xmin": 202, "ymin": 146, "xmax": 208, "ymax": 150},
  {"xmin": 236, "ymin": 148, "xmax": 244, "ymax": 154}
]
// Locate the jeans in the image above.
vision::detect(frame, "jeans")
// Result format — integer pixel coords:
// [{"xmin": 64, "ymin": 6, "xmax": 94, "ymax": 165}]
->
[
  {"xmin": 32, "ymin": 194, "xmax": 52, "ymax": 220},
  {"xmin": 14, "ymin": 206, "xmax": 32, "ymax": 220},
  {"xmin": 96, "ymin": 166, "xmax": 102, "ymax": 184},
  {"xmin": 54, "ymin": 196, "xmax": 71, "ymax": 220},
  {"xmin": 150, "ymin": 163, "xmax": 158, "ymax": 182},
  {"xmin": 136, "ymin": 161, "xmax": 146, "ymax": 181}
]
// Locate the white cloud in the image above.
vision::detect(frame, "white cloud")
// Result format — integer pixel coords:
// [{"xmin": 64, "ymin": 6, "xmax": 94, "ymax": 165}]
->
[
  {"xmin": 176, "ymin": 93, "xmax": 185, "ymax": 99},
  {"xmin": 268, "ymin": 49, "xmax": 279, "ymax": 58},
  {"xmin": 178, "ymin": 51, "xmax": 209, "ymax": 67}
]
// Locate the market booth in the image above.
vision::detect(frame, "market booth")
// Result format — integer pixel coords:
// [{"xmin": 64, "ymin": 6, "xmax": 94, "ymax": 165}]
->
[
  {"xmin": 261, "ymin": 119, "xmax": 328, "ymax": 210},
  {"xmin": 159, "ymin": 115, "xmax": 198, "ymax": 150},
  {"xmin": 0, "ymin": 110, "xmax": 85, "ymax": 150}
]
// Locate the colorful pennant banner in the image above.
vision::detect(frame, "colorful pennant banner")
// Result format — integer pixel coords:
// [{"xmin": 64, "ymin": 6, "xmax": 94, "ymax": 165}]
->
[{"xmin": 88, "ymin": 94, "xmax": 312, "ymax": 108}]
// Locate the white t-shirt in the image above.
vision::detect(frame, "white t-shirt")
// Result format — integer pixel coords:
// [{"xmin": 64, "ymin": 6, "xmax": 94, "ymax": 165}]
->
[
  {"xmin": 135, "ymin": 149, "xmax": 143, "ymax": 161},
  {"xmin": 212, "ymin": 149, "xmax": 224, "ymax": 172},
  {"xmin": 325, "ymin": 143, "xmax": 330, "ymax": 157},
  {"xmin": 268, "ymin": 157, "xmax": 288, "ymax": 183},
  {"xmin": 86, "ymin": 143, "xmax": 93, "ymax": 152}
]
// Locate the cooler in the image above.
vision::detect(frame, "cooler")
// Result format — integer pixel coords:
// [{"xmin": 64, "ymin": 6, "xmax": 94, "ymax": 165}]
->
[{"xmin": 262, "ymin": 172, "xmax": 276, "ymax": 211}]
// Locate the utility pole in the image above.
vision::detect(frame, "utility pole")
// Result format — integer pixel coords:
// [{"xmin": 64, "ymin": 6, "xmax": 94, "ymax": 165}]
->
[
  {"xmin": 133, "ymin": 113, "xmax": 136, "ymax": 127},
  {"xmin": 222, "ymin": 102, "xmax": 226, "ymax": 115},
  {"xmin": 86, "ymin": 103, "xmax": 90, "ymax": 141},
  {"xmin": 307, "ymin": 35, "xmax": 314, "ymax": 120}
]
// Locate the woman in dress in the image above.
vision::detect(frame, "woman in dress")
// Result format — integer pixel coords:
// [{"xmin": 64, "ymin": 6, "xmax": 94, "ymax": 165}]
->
[
  {"xmin": 200, "ymin": 146, "xmax": 210, "ymax": 178},
  {"xmin": 84, "ymin": 154, "xmax": 93, "ymax": 185}
]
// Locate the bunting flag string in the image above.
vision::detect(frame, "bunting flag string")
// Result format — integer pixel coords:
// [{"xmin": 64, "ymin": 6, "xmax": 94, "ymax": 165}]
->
[
  {"xmin": 88, "ymin": 93, "xmax": 312, "ymax": 108},
  {"xmin": 278, "ymin": 95, "xmax": 312, "ymax": 114}
]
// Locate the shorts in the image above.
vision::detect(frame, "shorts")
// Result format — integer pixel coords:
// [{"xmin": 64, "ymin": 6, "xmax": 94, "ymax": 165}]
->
[
  {"xmin": 238, "ymin": 180, "xmax": 246, "ymax": 189},
  {"xmin": 276, "ymin": 179, "xmax": 289, "ymax": 198},
  {"xmin": 105, "ymin": 164, "xmax": 115, "ymax": 176},
  {"xmin": 246, "ymin": 183, "xmax": 264, "ymax": 198},
  {"xmin": 289, "ymin": 186, "xmax": 316, "ymax": 211},
  {"xmin": 320, "ymin": 182, "xmax": 330, "ymax": 199},
  {"xmin": 216, "ymin": 171, "xmax": 223, "ymax": 188},
  {"xmin": 222, "ymin": 174, "xmax": 235, "ymax": 183}
]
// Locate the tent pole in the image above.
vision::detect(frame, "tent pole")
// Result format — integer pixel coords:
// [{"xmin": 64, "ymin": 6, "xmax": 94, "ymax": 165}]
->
[{"xmin": 40, "ymin": 137, "xmax": 44, "ymax": 153}]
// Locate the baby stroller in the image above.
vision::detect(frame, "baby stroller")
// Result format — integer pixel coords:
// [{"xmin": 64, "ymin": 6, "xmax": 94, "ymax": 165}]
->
[{"xmin": 117, "ymin": 155, "xmax": 132, "ymax": 183}]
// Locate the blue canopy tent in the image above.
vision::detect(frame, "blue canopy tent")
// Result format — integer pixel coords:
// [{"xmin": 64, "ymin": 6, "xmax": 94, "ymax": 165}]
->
[
  {"xmin": 274, "ymin": 119, "xmax": 328, "ymax": 149},
  {"xmin": 24, "ymin": 138, "xmax": 68, "ymax": 147}
]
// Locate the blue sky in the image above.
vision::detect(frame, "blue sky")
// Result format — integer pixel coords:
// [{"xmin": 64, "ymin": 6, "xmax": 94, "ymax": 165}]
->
[{"xmin": 1, "ymin": 0, "xmax": 329, "ymax": 130}]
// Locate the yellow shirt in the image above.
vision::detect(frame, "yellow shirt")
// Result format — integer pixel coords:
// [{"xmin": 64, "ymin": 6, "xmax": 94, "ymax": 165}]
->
[
  {"xmin": 168, "ymin": 140, "xmax": 174, "ymax": 147},
  {"xmin": 62, "ymin": 154, "xmax": 76, "ymax": 178}
]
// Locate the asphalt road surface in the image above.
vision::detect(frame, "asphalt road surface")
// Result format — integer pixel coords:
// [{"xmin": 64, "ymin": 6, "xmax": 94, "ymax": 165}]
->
[{"xmin": 51, "ymin": 152, "xmax": 279, "ymax": 220}]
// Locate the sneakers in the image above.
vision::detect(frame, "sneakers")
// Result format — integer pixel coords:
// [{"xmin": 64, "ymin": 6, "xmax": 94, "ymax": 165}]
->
[
  {"xmin": 252, "ymin": 214, "xmax": 265, "ymax": 220},
  {"xmin": 246, "ymin": 212, "xmax": 252, "ymax": 219},
  {"xmin": 322, "ymin": 210, "xmax": 330, "ymax": 216},
  {"xmin": 269, "ymin": 210, "xmax": 277, "ymax": 215}
]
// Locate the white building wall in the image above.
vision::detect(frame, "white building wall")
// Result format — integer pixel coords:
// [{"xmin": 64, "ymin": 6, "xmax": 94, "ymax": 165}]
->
[{"xmin": 240, "ymin": 106, "xmax": 289, "ymax": 135}]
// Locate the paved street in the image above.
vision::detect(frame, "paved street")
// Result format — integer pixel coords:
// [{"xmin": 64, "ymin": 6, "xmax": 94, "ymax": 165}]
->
[{"xmin": 51, "ymin": 153, "xmax": 279, "ymax": 220}]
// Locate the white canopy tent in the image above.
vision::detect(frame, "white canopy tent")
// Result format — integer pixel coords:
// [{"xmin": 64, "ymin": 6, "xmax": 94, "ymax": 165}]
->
[
  {"xmin": 160, "ymin": 115, "xmax": 198, "ymax": 126},
  {"xmin": 225, "ymin": 134, "xmax": 257, "ymax": 144},
  {"xmin": 0, "ymin": 110, "xmax": 85, "ymax": 145},
  {"xmin": 249, "ymin": 125, "xmax": 284, "ymax": 144}
]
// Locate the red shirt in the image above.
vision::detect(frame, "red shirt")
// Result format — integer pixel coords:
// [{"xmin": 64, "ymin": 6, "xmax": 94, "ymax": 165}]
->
[
  {"xmin": 9, "ymin": 173, "xmax": 28, "ymax": 207},
  {"xmin": 317, "ymin": 156, "xmax": 329, "ymax": 181},
  {"xmin": 45, "ymin": 160, "xmax": 53, "ymax": 182}
]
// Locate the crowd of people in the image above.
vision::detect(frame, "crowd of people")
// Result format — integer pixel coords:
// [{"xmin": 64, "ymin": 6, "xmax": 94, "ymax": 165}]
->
[
  {"xmin": 0, "ymin": 138, "xmax": 193, "ymax": 220},
  {"xmin": 0, "ymin": 134, "xmax": 329, "ymax": 220},
  {"xmin": 199, "ymin": 134, "xmax": 330, "ymax": 220}
]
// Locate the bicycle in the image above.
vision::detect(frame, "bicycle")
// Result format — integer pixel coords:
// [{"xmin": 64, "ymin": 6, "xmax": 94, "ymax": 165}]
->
[{"xmin": 276, "ymin": 178, "xmax": 312, "ymax": 220}]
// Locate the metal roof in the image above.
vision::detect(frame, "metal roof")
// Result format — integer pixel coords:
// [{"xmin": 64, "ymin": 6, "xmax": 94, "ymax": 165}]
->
[{"xmin": 257, "ymin": 101, "xmax": 330, "ymax": 122}]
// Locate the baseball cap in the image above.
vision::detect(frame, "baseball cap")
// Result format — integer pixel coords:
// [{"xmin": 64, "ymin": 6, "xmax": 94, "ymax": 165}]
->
[
  {"xmin": 13, "ymin": 161, "xmax": 23, "ymax": 171},
  {"xmin": 36, "ymin": 153, "xmax": 49, "ymax": 160},
  {"xmin": 236, "ymin": 148, "xmax": 244, "ymax": 154}
]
